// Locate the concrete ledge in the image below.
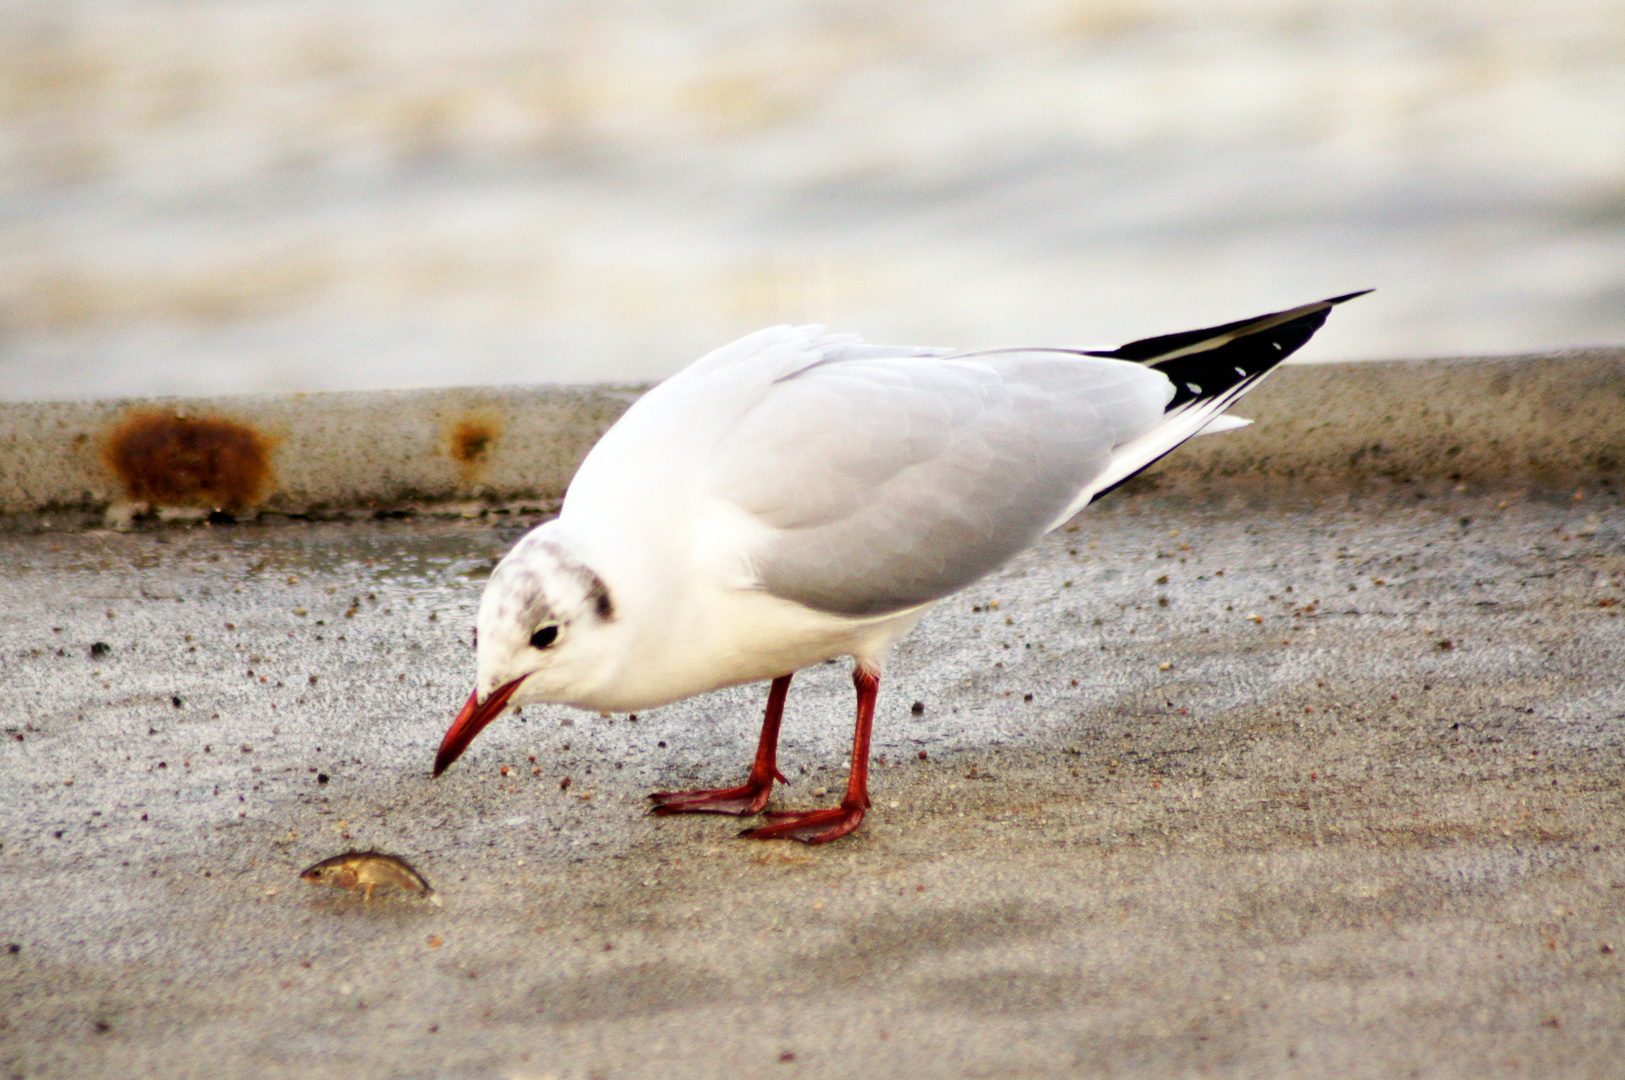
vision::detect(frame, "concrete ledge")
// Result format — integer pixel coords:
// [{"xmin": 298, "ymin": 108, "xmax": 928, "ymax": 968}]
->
[
  {"xmin": 1155, "ymin": 347, "xmax": 1625, "ymax": 495},
  {"xmin": 3, "ymin": 348, "xmax": 1622, "ymax": 525},
  {"xmin": 0, "ymin": 383, "xmax": 643, "ymax": 525}
]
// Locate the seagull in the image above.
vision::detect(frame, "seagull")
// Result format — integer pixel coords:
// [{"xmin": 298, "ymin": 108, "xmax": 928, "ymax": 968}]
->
[{"xmin": 433, "ymin": 291, "xmax": 1368, "ymax": 842}]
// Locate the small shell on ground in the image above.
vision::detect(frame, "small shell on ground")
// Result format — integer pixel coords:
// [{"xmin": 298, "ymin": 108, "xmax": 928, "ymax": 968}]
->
[{"xmin": 299, "ymin": 850, "xmax": 439, "ymax": 904}]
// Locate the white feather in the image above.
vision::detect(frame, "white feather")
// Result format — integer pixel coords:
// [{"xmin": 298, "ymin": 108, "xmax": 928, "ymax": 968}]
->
[{"xmin": 1195, "ymin": 414, "xmax": 1252, "ymax": 435}]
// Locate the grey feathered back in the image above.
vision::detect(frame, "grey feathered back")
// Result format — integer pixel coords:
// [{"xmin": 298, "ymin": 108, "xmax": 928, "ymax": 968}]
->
[{"xmin": 710, "ymin": 351, "xmax": 1169, "ymax": 616}]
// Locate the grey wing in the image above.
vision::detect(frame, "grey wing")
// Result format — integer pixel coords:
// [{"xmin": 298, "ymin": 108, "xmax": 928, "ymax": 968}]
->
[{"xmin": 708, "ymin": 352, "xmax": 1171, "ymax": 617}]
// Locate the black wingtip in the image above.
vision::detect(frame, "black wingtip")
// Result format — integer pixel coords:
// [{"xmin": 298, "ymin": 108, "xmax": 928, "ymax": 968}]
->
[
  {"xmin": 1082, "ymin": 290, "xmax": 1371, "ymax": 505},
  {"xmin": 1087, "ymin": 289, "xmax": 1373, "ymax": 365},
  {"xmin": 1130, "ymin": 289, "xmax": 1372, "ymax": 412}
]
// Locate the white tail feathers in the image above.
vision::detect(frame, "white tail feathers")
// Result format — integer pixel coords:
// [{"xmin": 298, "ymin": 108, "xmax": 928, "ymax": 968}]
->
[{"xmin": 1194, "ymin": 414, "xmax": 1251, "ymax": 435}]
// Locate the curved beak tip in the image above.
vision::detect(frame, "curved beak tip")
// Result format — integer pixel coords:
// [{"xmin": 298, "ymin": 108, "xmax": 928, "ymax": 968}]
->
[{"xmin": 433, "ymin": 678, "xmax": 524, "ymax": 778}]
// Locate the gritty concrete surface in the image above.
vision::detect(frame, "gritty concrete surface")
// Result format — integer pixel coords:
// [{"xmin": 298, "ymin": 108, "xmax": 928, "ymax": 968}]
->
[
  {"xmin": 3, "ymin": 487, "xmax": 1624, "ymax": 1079},
  {"xmin": 4, "ymin": 348, "xmax": 1624, "ymax": 522}
]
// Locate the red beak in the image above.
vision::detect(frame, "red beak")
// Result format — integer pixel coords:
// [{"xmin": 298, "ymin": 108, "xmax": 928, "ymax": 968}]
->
[{"xmin": 434, "ymin": 677, "xmax": 525, "ymax": 777}]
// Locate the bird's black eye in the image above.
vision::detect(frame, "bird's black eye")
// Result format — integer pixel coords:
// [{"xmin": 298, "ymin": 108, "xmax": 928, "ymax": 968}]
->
[{"xmin": 529, "ymin": 625, "xmax": 559, "ymax": 650}]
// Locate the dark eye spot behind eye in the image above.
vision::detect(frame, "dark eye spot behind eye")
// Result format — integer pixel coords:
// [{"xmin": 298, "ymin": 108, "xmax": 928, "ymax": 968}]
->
[
  {"xmin": 530, "ymin": 626, "xmax": 559, "ymax": 650},
  {"xmin": 592, "ymin": 582, "xmax": 615, "ymax": 621}
]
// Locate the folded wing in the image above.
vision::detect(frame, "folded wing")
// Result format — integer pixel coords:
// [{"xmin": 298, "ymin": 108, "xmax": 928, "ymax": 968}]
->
[
  {"xmin": 701, "ymin": 292, "xmax": 1365, "ymax": 619},
  {"xmin": 709, "ymin": 351, "xmax": 1170, "ymax": 616}
]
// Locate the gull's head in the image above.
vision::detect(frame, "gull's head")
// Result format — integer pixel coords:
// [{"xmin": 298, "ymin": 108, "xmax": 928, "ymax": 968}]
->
[{"xmin": 433, "ymin": 526, "xmax": 620, "ymax": 776}]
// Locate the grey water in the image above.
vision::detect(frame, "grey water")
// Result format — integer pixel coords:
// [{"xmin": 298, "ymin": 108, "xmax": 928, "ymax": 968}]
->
[{"xmin": 2, "ymin": 0, "xmax": 1622, "ymax": 401}]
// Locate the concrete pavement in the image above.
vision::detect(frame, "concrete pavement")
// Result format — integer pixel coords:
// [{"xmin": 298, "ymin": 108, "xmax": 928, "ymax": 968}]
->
[{"xmin": 4, "ymin": 484, "xmax": 1624, "ymax": 1078}]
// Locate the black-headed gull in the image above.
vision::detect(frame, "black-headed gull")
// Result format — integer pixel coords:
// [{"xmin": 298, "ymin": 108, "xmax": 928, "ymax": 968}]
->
[{"xmin": 434, "ymin": 292, "xmax": 1368, "ymax": 842}]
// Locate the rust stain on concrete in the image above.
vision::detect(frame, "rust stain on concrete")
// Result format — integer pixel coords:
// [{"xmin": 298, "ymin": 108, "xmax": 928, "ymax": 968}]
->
[
  {"xmin": 443, "ymin": 413, "xmax": 503, "ymax": 486},
  {"xmin": 103, "ymin": 411, "xmax": 276, "ymax": 511}
]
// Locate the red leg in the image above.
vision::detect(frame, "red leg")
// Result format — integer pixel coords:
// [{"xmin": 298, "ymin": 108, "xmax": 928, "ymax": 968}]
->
[
  {"xmin": 649, "ymin": 674, "xmax": 792, "ymax": 816},
  {"xmin": 739, "ymin": 666, "xmax": 877, "ymax": 844}
]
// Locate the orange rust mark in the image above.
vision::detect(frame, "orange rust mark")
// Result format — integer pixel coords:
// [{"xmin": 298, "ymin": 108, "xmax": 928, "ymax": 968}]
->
[
  {"xmin": 443, "ymin": 414, "xmax": 503, "ymax": 485},
  {"xmin": 450, "ymin": 419, "xmax": 497, "ymax": 465},
  {"xmin": 104, "ymin": 411, "xmax": 276, "ymax": 511}
]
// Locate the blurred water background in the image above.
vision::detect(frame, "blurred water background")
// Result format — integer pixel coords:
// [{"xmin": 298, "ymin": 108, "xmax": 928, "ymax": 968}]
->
[{"xmin": 2, "ymin": 0, "xmax": 1622, "ymax": 401}]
